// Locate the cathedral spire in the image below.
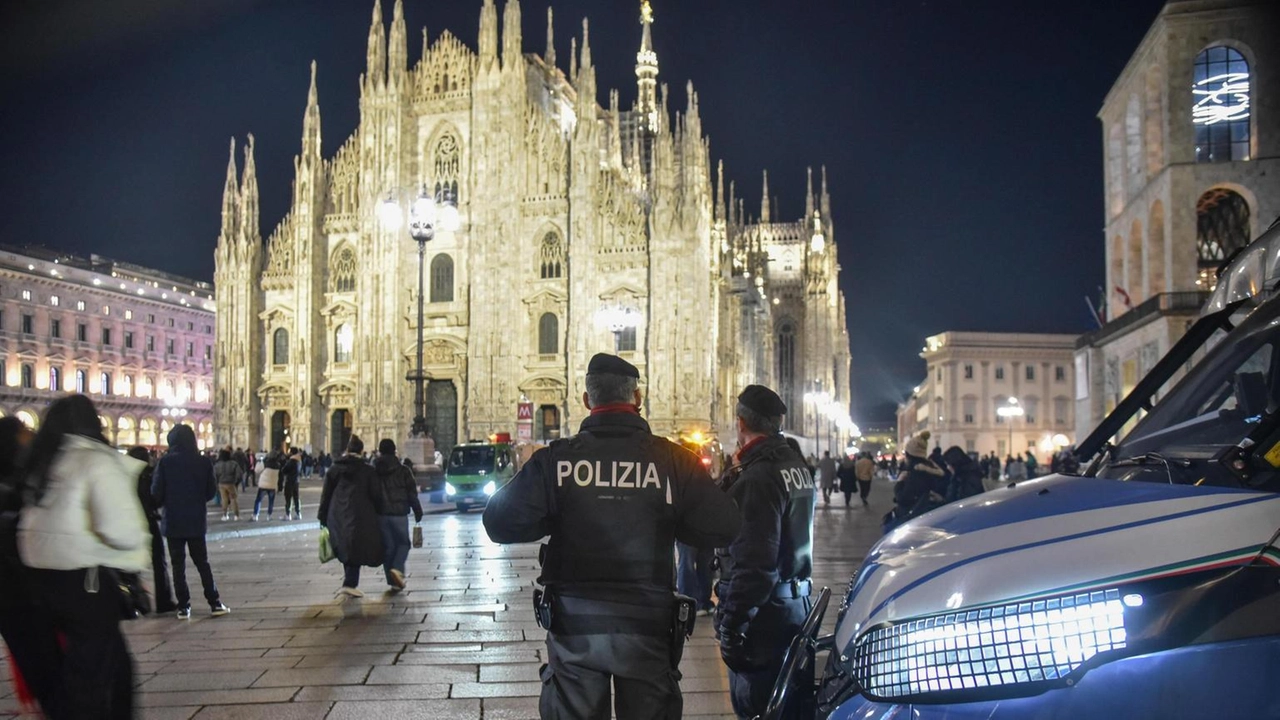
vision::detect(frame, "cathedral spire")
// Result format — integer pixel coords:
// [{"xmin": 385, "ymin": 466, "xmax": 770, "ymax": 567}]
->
[
  {"xmin": 716, "ymin": 160, "xmax": 726, "ymax": 224},
  {"xmin": 366, "ymin": 0, "xmax": 386, "ymax": 88},
  {"xmin": 388, "ymin": 0, "xmax": 407, "ymax": 87},
  {"xmin": 805, "ymin": 166, "xmax": 814, "ymax": 219},
  {"xmin": 760, "ymin": 170, "xmax": 770, "ymax": 223},
  {"xmin": 478, "ymin": 0, "xmax": 498, "ymax": 70},
  {"xmin": 422, "ymin": 27, "xmax": 429, "ymax": 63},
  {"xmin": 301, "ymin": 61, "xmax": 322, "ymax": 160},
  {"xmin": 569, "ymin": 37, "xmax": 578, "ymax": 82},
  {"xmin": 545, "ymin": 6, "xmax": 555, "ymax": 68},
  {"xmin": 501, "ymin": 0, "xmax": 522, "ymax": 72},
  {"xmin": 240, "ymin": 134, "xmax": 260, "ymax": 245},
  {"xmin": 821, "ymin": 165, "xmax": 831, "ymax": 219},
  {"xmin": 636, "ymin": 0, "xmax": 659, "ymax": 132},
  {"xmin": 220, "ymin": 137, "xmax": 239, "ymax": 242},
  {"xmin": 576, "ymin": 18, "xmax": 596, "ymax": 121}
]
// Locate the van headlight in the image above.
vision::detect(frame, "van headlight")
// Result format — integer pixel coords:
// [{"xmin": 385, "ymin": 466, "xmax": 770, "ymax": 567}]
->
[
  {"xmin": 444, "ymin": 483, "xmax": 457, "ymax": 497},
  {"xmin": 483, "ymin": 480, "xmax": 497, "ymax": 496},
  {"xmin": 853, "ymin": 588, "xmax": 1128, "ymax": 701}
]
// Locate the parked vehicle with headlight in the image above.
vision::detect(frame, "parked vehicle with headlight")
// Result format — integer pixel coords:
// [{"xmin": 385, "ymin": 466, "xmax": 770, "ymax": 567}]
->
[
  {"xmin": 444, "ymin": 441, "xmax": 517, "ymax": 512},
  {"xmin": 764, "ymin": 218, "xmax": 1280, "ymax": 719}
]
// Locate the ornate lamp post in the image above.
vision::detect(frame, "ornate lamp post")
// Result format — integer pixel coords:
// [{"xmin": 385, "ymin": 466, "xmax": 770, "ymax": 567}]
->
[{"xmin": 379, "ymin": 184, "xmax": 460, "ymax": 439}]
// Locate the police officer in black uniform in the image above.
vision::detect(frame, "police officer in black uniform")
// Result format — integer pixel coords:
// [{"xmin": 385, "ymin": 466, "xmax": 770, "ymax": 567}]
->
[
  {"xmin": 715, "ymin": 385, "xmax": 816, "ymax": 719},
  {"xmin": 483, "ymin": 353, "xmax": 741, "ymax": 720}
]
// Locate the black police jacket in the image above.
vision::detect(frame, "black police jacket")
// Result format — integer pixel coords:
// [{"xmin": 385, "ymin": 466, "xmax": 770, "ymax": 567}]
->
[
  {"xmin": 716, "ymin": 434, "xmax": 815, "ymax": 629},
  {"xmin": 482, "ymin": 411, "xmax": 741, "ymax": 602}
]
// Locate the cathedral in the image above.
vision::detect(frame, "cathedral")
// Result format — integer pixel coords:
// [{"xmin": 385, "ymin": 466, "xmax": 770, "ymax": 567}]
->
[{"xmin": 213, "ymin": 0, "xmax": 852, "ymax": 458}]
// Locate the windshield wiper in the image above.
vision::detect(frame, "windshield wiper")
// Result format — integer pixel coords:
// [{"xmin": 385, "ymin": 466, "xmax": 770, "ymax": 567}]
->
[{"xmin": 1105, "ymin": 452, "xmax": 1191, "ymax": 484}]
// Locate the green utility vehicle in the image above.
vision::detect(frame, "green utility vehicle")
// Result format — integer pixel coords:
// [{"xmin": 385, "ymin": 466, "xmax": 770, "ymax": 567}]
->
[{"xmin": 444, "ymin": 440, "xmax": 518, "ymax": 512}]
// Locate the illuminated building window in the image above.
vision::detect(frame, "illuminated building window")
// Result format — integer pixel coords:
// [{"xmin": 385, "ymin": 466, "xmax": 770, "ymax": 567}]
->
[
  {"xmin": 50, "ymin": 295, "xmax": 59, "ymax": 307},
  {"xmin": 1196, "ymin": 187, "xmax": 1251, "ymax": 276},
  {"xmin": 430, "ymin": 254, "xmax": 454, "ymax": 303},
  {"xmin": 334, "ymin": 324, "xmax": 353, "ymax": 364},
  {"xmin": 100, "ymin": 373, "xmax": 112, "ymax": 395},
  {"xmin": 21, "ymin": 290, "xmax": 31, "ymax": 301},
  {"xmin": 76, "ymin": 301, "xmax": 85, "ymax": 311},
  {"xmin": 538, "ymin": 313, "xmax": 558, "ymax": 354},
  {"xmin": 49, "ymin": 367, "xmax": 61, "ymax": 392},
  {"xmin": 1193, "ymin": 46, "xmax": 1250, "ymax": 163}
]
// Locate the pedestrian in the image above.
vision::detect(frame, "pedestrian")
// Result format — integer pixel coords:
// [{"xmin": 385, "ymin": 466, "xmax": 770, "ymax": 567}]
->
[
  {"xmin": 246, "ymin": 447, "xmax": 258, "ymax": 487},
  {"xmin": 318, "ymin": 436, "xmax": 384, "ymax": 597},
  {"xmin": 1009, "ymin": 454, "xmax": 1029, "ymax": 482},
  {"xmin": 1025, "ymin": 451, "xmax": 1039, "ymax": 478},
  {"xmin": 854, "ymin": 452, "xmax": 876, "ymax": 506},
  {"xmin": 715, "ymin": 385, "xmax": 816, "ymax": 719},
  {"xmin": 153, "ymin": 424, "xmax": 231, "ymax": 619},
  {"xmin": 281, "ymin": 445, "xmax": 302, "ymax": 520},
  {"xmin": 253, "ymin": 449, "xmax": 280, "ymax": 520},
  {"xmin": 214, "ymin": 449, "xmax": 241, "ymax": 521},
  {"xmin": 837, "ymin": 453, "xmax": 858, "ymax": 506},
  {"xmin": 817, "ymin": 450, "xmax": 837, "ymax": 505},
  {"xmin": 483, "ymin": 353, "xmax": 741, "ymax": 719},
  {"xmin": 942, "ymin": 446, "xmax": 985, "ymax": 502},
  {"xmin": 127, "ymin": 446, "xmax": 178, "ymax": 614},
  {"xmin": 0, "ymin": 416, "xmax": 61, "ymax": 716},
  {"xmin": 373, "ymin": 438, "xmax": 423, "ymax": 591},
  {"xmin": 17, "ymin": 394, "xmax": 149, "ymax": 718},
  {"xmin": 890, "ymin": 431, "xmax": 946, "ymax": 529},
  {"xmin": 232, "ymin": 446, "xmax": 250, "ymax": 491}
]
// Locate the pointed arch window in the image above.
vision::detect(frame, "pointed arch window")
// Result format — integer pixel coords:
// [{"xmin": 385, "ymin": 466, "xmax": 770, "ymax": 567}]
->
[
  {"xmin": 330, "ymin": 247, "xmax": 357, "ymax": 293},
  {"xmin": 538, "ymin": 313, "xmax": 559, "ymax": 355},
  {"xmin": 776, "ymin": 321, "xmax": 797, "ymax": 426},
  {"xmin": 430, "ymin": 254, "xmax": 454, "ymax": 303},
  {"xmin": 273, "ymin": 328, "xmax": 290, "ymax": 365},
  {"xmin": 334, "ymin": 323, "xmax": 354, "ymax": 364},
  {"xmin": 539, "ymin": 232, "xmax": 565, "ymax": 279},
  {"xmin": 1193, "ymin": 46, "xmax": 1251, "ymax": 163},
  {"xmin": 433, "ymin": 133, "xmax": 461, "ymax": 202}
]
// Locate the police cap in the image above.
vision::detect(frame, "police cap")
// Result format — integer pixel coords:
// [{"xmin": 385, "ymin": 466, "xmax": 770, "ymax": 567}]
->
[
  {"xmin": 738, "ymin": 384, "xmax": 787, "ymax": 417},
  {"xmin": 587, "ymin": 353, "xmax": 640, "ymax": 378}
]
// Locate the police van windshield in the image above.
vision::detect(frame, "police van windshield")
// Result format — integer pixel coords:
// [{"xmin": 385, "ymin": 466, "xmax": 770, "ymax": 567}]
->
[
  {"xmin": 1114, "ymin": 299, "xmax": 1280, "ymax": 464},
  {"xmin": 449, "ymin": 446, "xmax": 496, "ymax": 475}
]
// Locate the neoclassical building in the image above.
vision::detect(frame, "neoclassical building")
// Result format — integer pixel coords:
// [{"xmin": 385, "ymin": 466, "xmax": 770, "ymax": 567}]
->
[
  {"xmin": 1076, "ymin": 0, "xmax": 1280, "ymax": 438},
  {"xmin": 0, "ymin": 244, "xmax": 216, "ymax": 448},
  {"xmin": 214, "ymin": 0, "xmax": 851, "ymax": 458}
]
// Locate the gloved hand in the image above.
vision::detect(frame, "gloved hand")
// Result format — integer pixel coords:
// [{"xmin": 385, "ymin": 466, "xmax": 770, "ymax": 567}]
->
[{"xmin": 717, "ymin": 623, "xmax": 759, "ymax": 673}]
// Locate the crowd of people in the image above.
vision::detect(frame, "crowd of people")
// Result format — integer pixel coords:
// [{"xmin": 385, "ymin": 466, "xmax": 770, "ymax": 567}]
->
[{"xmin": 0, "ymin": 393, "xmax": 428, "ymax": 718}]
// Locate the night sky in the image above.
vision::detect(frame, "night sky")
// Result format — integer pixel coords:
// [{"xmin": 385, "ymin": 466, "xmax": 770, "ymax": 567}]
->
[{"xmin": 0, "ymin": 0, "xmax": 1167, "ymax": 424}]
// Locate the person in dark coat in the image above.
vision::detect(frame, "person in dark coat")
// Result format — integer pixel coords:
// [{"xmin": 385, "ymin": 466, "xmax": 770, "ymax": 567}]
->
[
  {"xmin": 373, "ymin": 439, "xmax": 423, "ymax": 591},
  {"xmin": 128, "ymin": 446, "xmax": 177, "ymax": 614},
  {"xmin": 280, "ymin": 446, "xmax": 301, "ymax": 520},
  {"xmin": 942, "ymin": 446, "xmax": 985, "ymax": 502},
  {"xmin": 318, "ymin": 435, "xmax": 384, "ymax": 598},
  {"xmin": 890, "ymin": 432, "xmax": 946, "ymax": 529},
  {"xmin": 152, "ymin": 424, "xmax": 230, "ymax": 619},
  {"xmin": 837, "ymin": 454, "xmax": 858, "ymax": 506}
]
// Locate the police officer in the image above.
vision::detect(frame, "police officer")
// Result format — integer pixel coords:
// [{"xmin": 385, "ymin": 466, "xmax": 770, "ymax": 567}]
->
[
  {"xmin": 483, "ymin": 353, "xmax": 741, "ymax": 720},
  {"xmin": 715, "ymin": 385, "xmax": 816, "ymax": 719}
]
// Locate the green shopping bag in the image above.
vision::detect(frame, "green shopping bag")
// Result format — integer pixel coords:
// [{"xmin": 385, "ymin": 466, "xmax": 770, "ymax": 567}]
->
[{"xmin": 318, "ymin": 526, "xmax": 336, "ymax": 564}]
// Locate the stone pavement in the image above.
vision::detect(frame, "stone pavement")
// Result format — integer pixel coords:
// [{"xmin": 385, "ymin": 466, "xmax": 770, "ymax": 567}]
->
[{"xmin": 0, "ymin": 483, "xmax": 891, "ymax": 719}]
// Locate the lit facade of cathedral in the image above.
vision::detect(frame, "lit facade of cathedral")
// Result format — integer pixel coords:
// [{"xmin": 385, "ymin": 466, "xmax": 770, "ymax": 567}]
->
[{"xmin": 213, "ymin": 0, "xmax": 851, "ymax": 457}]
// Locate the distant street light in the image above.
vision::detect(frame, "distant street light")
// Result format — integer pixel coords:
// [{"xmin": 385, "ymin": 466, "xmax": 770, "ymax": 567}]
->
[{"xmin": 996, "ymin": 397, "xmax": 1024, "ymax": 456}]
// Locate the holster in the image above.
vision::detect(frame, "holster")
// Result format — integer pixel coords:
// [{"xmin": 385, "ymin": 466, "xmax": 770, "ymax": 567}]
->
[
  {"xmin": 670, "ymin": 593, "xmax": 697, "ymax": 668},
  {"xmin": 533, "ymin": 587, "xmax": 554, "ymax": 630}
]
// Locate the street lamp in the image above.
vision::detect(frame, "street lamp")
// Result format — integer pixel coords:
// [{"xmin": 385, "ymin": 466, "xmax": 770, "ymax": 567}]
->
[
  {"xmin": 996, "ymin": 397, "xmax": 1024, "ymax": 457},
  {"xmin": 380, "ymin": 184, "xmax": 460, "ymax": 439},
  {"xmin": 803, "ymin": 388, "xmax": 829, "ymax": 459},
  {"xmin": 597, "ymin": 305, "xmax": 641, "ymax": 353}
]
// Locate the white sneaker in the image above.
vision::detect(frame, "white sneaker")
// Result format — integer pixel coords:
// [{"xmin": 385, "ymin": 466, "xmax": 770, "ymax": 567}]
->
[
  {"xmin": 221, "ymin": 513, "xmax": 229, "ymax": 521},
  {"xmin": 251, "ymin": 514, "xmax": 259, "ymax": 522},
  {"xmin": 388, "ymin": 569, "xmax": 406, "ymax": 590},
  {"xmin": 338, "ymin": 586, "xmax": 364, "ymax": 598}
]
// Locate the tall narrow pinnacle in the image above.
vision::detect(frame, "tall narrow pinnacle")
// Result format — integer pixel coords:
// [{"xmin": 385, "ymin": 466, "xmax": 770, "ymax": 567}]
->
[
  {"xmin": 220, "ymin": 137, "xmax": 239, "ymax": 240},
  {"xmin": 576, "ymin": 18, "xmax": 596, "ymax": 119},
  {"xmin": 240, "ymin": 134, "xmax": 260, "ymax": 244},
  {"xmin": 422, "ymin": 27, "xmax": 429, "ymax": 62},
  {"xmin": 716, "ymin": 160, "xmax": 726, "ymax": 223},
  {"xmin": 479, "ymin": 0, "xmax": 498, "ymax": 67},
  {"xmin": 805, "ymin": 166, "xmax": 814, "ymax": 218},
  {"xmin": 388, "ymin": 0, "xmax": 407, "ymax": 85},
  {"xmin": 729, "ymin": 180, "xmax": 737, "ymax": 226},
  {"xmin": 545, "ymin": 7, "xmax": 555, "ymax": 68},
  {"xmin": 635, "ymin": 0, "xmax": 659, "ymax": 132},
  {"xmin": 366, "ymin": 0, "xmax": 386, "ymax": 87},
  {"xmin": 301, "ymin": 61, "xmax": 321, "ymax": 159},
  {"xmin": 501, "ymin": 0, "xmax": 522, "ymax": 72},
  {"xmin": 569, "ymin": 37, "xmax": 578, "ymax": 82},
  {"xmin": 761, "ymin": 170, "xmax": 770, "ymax": 223},
  {"xmin": 580, "ymin": 17, "xmax": 592, "ymax": 70}
]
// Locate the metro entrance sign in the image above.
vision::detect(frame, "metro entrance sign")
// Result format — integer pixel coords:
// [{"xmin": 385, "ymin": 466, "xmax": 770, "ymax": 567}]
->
[
  {"xmin": 517, "ymin": 401, "xmax": 534, "ymax": 443},
  {"xmin": 517, "ymin": 402, "xmax": 534, "ymax": 421}
]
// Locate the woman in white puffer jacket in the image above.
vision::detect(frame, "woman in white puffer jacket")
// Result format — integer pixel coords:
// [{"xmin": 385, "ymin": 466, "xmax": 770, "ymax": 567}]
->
[{"xmin": 18, "ymin": 394, "xmax": 149, "ymax": 719}]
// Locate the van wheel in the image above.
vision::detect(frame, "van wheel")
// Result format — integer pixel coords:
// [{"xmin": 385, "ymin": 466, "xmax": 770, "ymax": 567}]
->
[{"xmin": 456, "ymin": 503, "xmax": 468, "ymax": 513}]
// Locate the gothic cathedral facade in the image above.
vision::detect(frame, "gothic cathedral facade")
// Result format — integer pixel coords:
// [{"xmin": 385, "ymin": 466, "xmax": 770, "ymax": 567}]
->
[{"xmin": 213, "ymin": 0, "xmax": 851, "ymax": 457}]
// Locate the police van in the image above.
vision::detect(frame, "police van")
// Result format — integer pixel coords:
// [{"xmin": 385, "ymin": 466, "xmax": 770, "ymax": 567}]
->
[
  {"xmin": 762, "ymin": 217, "xmax": 1280, "ymax": 719},
  {"xmin": 444, "ymin": 438, "xmax": 518, "ymax": 512}
]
